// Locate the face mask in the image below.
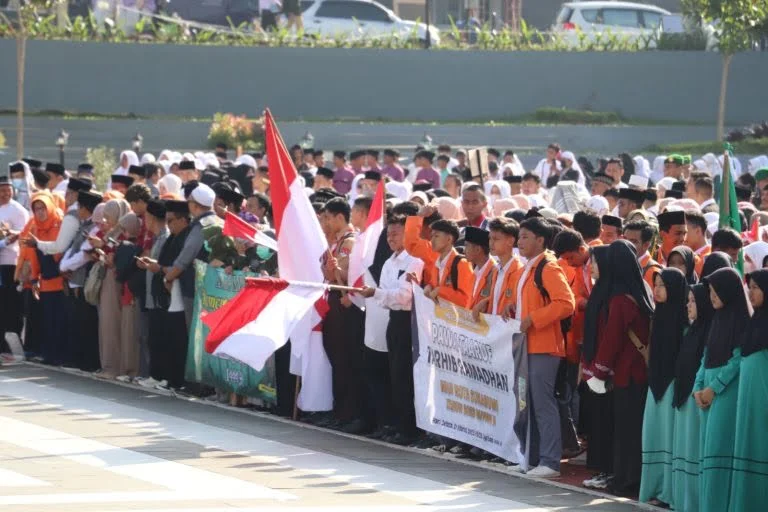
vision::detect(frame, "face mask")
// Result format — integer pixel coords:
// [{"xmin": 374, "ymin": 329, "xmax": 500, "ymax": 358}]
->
[
  {"xmin": 12, "ymin": 178, "xmax": 26, "ymax": 191},
  {"xmin": 256, "ymin": 246, "xmax": 273, "ymax": 260}
]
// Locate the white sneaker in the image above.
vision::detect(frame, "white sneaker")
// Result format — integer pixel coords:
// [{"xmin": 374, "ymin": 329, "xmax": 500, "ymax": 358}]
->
[
  {"xmin": 4, "ymin": 332, "xmax": 25, "ymax": 359},
  {"xmin": 509, "ymin": 464, "xmax": 527, "ymax": 474},
  {"xmin": 583, "ymin": 472, "xmax": 608, "ymax": 488},
  {"xmin": 116, "ymin": 375, "xmax": 133, "ymax": 383},
  {"xmin": 138, "ymin": 377, "xmax": 159, "ymax": 388},
  {"xmin": 526, "ymin": 466, "xmax": 560, "ymax": 478},
  {"xmin": 155, "ymin": 380, "xmax": 169, "ymax": 390}
]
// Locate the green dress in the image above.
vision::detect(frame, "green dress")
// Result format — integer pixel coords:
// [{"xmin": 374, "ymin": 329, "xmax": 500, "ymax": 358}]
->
[
  {"xmin": 671, "ymin": 395, "xmax": 700, "ymax": 512},
  {"xmin": 639, "ymin": 382, "xmax": 675, "ymax": 504},
  {"xmin": 729, "ymin": 349, "xmax": 768, "ymax": 512},
  {"xmin": 694, "ymin": 348, "xmax": 741, "ymax": 512}
]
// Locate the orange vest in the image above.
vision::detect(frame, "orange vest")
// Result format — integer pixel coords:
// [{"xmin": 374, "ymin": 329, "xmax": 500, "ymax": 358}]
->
[
  {"xmin": 433, "ymin": 249, "xmax": 473, "ymax": 309},
  {"xmin": 484, "ymin": 256, "xmax": 523, "ymax": 315},
  {"xmin": 471, "ymin": 258, "xmax": 496, "ymax": 308},
  {"xmin": 404, "ymin": 216, "xmax": 437, "ymax": 286}
]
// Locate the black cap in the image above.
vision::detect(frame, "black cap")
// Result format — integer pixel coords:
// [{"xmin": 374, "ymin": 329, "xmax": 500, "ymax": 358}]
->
[
  {"xmin": 415, "ymin": 150, "xmax": 435, "ymax": 162},
  {"xmin": 464, "ymin": 226, "xmax": 489, "ymax": 249},
  {"xmin": 46, "ymin": 162, "xmax": 65, "ymax": 175},
  {"xmin": 179, "ymin": 160, "xmax": 196, "ymax": 170},
  {"xmin": 618, "ymin": 187, "xmax": 646, "ymax": 204},
  {"xmin": 413, "ymin": 182, "xmax": 432, "ymax": 192},
  {"xmin": 645, "ymin": 188, "xmax": 658, "ymax": 202},
  {"xmin": 504, "ymin": 175, "xmax": 523, "ymax": 184},
  {"xmin": 164, "ymin": 199, "xmax": 190, "ymax": 215},
  {"xmin": 23, "ymin": 158, "xmax": 42, "ymax": 169},
  {"xmin": 0, "ymin": 176, "xmax": 10, "ymax": 186},
  {"xmin": 602, "ymin": 215, "xmax": 623, "ymax": 229},
  {"xmin": 363, "ymin": 170, "xmax": 381, "ymax": 181},
  {"xmin": 146, "ymin": 199, "xmax": 167, "ymax": 219},
  {"xmin": 67, "ymin": 177, "xmax": 92, "ymax": 193},
  {"xmin": 349, "ymin": 150, "xmax": 366, "ymax": 160},
  {"xmin": 77, "ymin": 190, "xmax": 102, "ymax": 212},
  {"xmin": 216, "ymin": 186, "xmax": 245, "ymax": 206},
  {"xmin": 671, "ymin": 180, "xmax": 686, "ymax": 192},
  {"xmin": 665, "ymin": 189, "xmax": 683, "ymax": 199},
  {"xmin": 333, "ymin": 150, "xmax": 346, "ymax": 159},
  {"xmin": 316, "ymin": 167, "xmax": 334, "ymax": 179},
  {"xmin": 77, "ymin": 163, "xmax": 94, "ymax": 174},
  {"xmin": 182, "ymin": 180, "xmax": 199, "ymax": 199},
  {"xmin": 9, "ymin": 162, "xmax": 25, "ymax": 174},
  {"xmin": 658, "ymin": 210, "xmax": 686, "ymax": 231},
  {"xmin": 111, "ymin": 174, "xmax": 135, "ymax": 187},
  {"xmin": 383, "ymin": 149, "xmax": 400, "ymax": 158},
  {"xmin": 128, "ymin": 165, "xmax": 145, "ymax": 176},
  {"xmin": 32, "ymin": 169, "xmax": 50, "ymax": 186},
  {"xmin": 200, "ymin": 171, "xmax": 221, "ymax": 186}
]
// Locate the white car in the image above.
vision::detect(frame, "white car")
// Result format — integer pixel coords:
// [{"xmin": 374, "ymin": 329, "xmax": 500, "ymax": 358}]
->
[
  {"xmin": 552, "ymin": 1, "xmax": 670, "ymax": 47},
  {"xmin": 301, "ymin": 0, "xmax": 440, "ymax": 45}
]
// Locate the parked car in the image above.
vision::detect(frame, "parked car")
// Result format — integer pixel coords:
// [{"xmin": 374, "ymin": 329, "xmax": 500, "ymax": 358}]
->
[
  {"xmin": 552, "ymin": 1, "xmax": 670, "ymax": 46},
  {"xmin": 157, "ymin": 0, "xmax": 260, "ymax": 29},
  {"xmin": 658, "ymin": 13, "xmax": 718, "ymax": 50},
  {"xmin": 301, "ymin": 0, "xmax": 440, "ymax": 45}
]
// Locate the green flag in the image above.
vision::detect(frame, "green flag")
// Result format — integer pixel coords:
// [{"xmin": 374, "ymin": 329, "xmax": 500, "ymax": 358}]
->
[{"xmin": 719, "ymin": 143, "xmax": 744, "ymax": 274}]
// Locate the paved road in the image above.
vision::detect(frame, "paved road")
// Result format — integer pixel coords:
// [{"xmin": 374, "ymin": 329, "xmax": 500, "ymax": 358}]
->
[
  {"xmin": 0, "ymin": 116, "xmax": 733, "ymax": 172},
  {"xmin": 0, "ymin": 364, "xmax": 646, "ymax": 512}
]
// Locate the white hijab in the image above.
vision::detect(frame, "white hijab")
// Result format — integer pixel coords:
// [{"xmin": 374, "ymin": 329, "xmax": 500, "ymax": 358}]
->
[
  {"xmin": 158, "ymin": 173, "xmax": 182, "ymax": 197},
  {"xmin": 633, "ymin": 155, "xmax": 651, "ymax": 179},
  {"xmin": 651, "ymin": 155, "xmax": 667, "ymax": 185},
  {"xmin": 748, "ymin": 155, "xmax": 768, "ymax": 175},
  {"xmin": 115, "ymin": 150, "xmax": 139, "ymax": 176},
  {"xmin": 385, "ymin": 180, "xmax": 411, "ymax": 202},
  {"xmin": 484, "ymin": 180, "xmax": 511, "ymax": 199},
  {"xmin": 744, "ymin": 241, "xmax": 768, "ymax": 272},
  {"xmin": 718, "ymin": 154, "xmax": 742, "ymax": 179},
  {"xmin": 141, "ymin": 153, "xmax": 156, "ymax": 164},
  {"xmin": 10, "ymin": 160, "xmax": 35, "ymax": 210}
]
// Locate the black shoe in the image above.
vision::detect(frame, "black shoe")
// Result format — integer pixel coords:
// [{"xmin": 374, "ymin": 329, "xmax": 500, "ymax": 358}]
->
[
  {"xmin": 340, "ymin": 418, "xmax": 370, "ymax": 435},
  {"xmin": 366, "ymin": 425, "xmax": 395, "ymax": 440},
  {"xmin": 315, "ymin": 415, "xmax": 339, "ymax": 428},
  {"xmin": 385, "ymin": 432, "xmax": 418, "ymax": 446}
]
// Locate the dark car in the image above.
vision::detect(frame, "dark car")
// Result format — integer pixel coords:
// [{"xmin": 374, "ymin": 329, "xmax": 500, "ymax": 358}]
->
[{"xmin": 158, "ymin": 0, "xmax": 260, "ymax": 28}]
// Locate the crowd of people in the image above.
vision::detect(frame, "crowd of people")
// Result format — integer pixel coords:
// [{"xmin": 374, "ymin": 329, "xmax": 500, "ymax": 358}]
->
[{"xmin": 1, "ymin": 140, "xmax": 767, "ymax": 510}]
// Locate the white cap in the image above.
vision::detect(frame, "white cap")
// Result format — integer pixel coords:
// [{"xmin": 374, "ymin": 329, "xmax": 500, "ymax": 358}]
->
[
  {"xmin": 190, "ymin": 183, "xmax": 215, "ymax": 208},
  {"xmin": 707, "ymin": 221, "xmax": 719, "ymax": 236},
  {"xmin": 704, "ymin": 212, "xmax": 719, "ymax": 225},
  {"xmin": 194, "ymin": 159, "xmax": 206, "ymax": 171},
  {"xmin": 235, "ymin": 154, "xmax": 257, "ymax": 168},
  {"xmin": 140, "ymin": 153, "xmax": 156, "ymax": 164},
  {"xmin": 628, "ymin": 175, "xmax": 649, "ymax": 189}
]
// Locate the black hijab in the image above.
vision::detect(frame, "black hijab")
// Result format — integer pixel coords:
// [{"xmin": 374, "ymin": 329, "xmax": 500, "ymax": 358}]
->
[
  {"xmin": 582, "ymin": 245, "xmax": 612, "ymax": 364},
  {"xmin": 704, "ymin": 267, "xmax": 751, "ymax": 368},
  {"xmin": 674, "ymin": 284, "xmax": 715, "ymax": 407},
  {"xmin": 668, "ymin": 245, "xmax": 698, "ymax": 284},
  {"xmin": 701, "ymin": 251, "xmax": 733, "ymax": 278},
  {"xmin": 742, "ymin": 270, "xmax": 768, "ymax": 357},
  {"xmin": 583, "ymin": 240, "xmax": 654, "ymax": 363},
  {"xmin": 649, "ymin": 268, "xmax": 689, "ymax": 401}
]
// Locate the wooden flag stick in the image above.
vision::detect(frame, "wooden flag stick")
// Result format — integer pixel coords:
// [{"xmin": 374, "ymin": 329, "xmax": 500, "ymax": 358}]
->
[{"xmin": 244, "ymin": 277, "xmax": 365, "ymax": 294}]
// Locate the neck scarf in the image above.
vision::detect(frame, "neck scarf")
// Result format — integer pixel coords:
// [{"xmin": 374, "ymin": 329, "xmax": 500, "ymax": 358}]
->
[
  {"xmin": 674, "ymin": 283, "xmax": 715, "ymax": 407},
  {"xmin": 704, "ymin": 267, "xmax": 751, "ymax": 368},
  {"xmin": 742, "ymin": 269, "xmax": 768, "ymax": 357},
  {"xmin": 649, "ymin": 268, "xmax": 689, "ymax": 401}
]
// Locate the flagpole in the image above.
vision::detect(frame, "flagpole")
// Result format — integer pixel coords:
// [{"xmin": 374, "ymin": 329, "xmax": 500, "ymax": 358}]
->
[{"xmin": 244, "ymin": 277, "xmax": 365, "ymax": 293}]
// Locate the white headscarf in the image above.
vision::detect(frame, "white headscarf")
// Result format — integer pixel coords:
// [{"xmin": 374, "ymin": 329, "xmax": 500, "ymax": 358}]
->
[
  {"xmin": 484, "ymin": 180, "xmax": 511, "ymax": 199},
  {"xmin": 158, "ymin": 149, "xmax": 173, "ymax": 161},
  {"xmin": 386, "ymin": 180, "xmax": 411, "ymax": 202},
  {"xmin": 434, "ymin": 197, "xmax": 462, "ymax": 221},
  {"xmin": 587, "ymin": 195, "xmax": 610, "ymax": 215},
  {"xmin": 718, "ymin": 154, "xmax": 742, "ymax": 179},
  {"xmin": 651, "ymin": 155, "xmax": 667, "ymax": 185},
  {"xmin": 748, "ymin": 155, "xmax": 768, "ymax": 175},
  {"xmin": 657, "ymin": 177, "xmax": 678, "ymax": 193},
  {"xmin": 158, "ymin": 173, "xmax": 182, "ymax": 197},
  {"xmin": 633, "ymin": 155, "xmax": 651, "ymax": 179},
  {"xmin": 500, "ymin": 155, "xmax": 525, "ymax": 177},
  {"xmin": 235, "ymin": 154, "xmax": 257, "ymax": 168},
  {"xmin": 348, "ymin": 174, "xmax": 365, "ymax": 203},
  {"xmin": 702, "ymin": 153, "xmax": 723, "ymax": 178},
  {"xmin": 744, "ymin": 241, "xmax": 768, "ymax": 271},
  {"xmin": 9, "ymin": 160, "xmax": 35, "ymax": 210},
  {"xmin": 115, "ymin": 150, "xmax": 139, "ymax": 176},
  {"xmin": 550, "ymin": 180, "xmax": 589, "ymax": 214},
  {"xmin": 559, "ymin": 150, "xmax": 586, "ymax": 186},
  {"xmin": 140, "ymin": 153, "xmax": 156, "ymax": 164},
  {"xmin": 409, "ymin": 191, "xmax": 428, "ymax": 206}
]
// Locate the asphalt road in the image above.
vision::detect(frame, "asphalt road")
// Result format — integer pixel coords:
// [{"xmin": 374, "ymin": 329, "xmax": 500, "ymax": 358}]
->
[
  {"xmin": 0, "ymin": 364, "xmax": 647, "ymax": 512},
  {"xmin": 0, "ymin": 116, "xmax": 731, "ymax": 172}
]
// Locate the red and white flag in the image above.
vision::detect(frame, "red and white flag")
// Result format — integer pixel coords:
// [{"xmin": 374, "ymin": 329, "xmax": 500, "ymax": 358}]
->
[
  {"xmin": 222, "ymin": 211, "xmax": 278, "ymax": 252},
  {"xmin": 347, "ymin": 180, "xmax": 385, "ymax": 309},
  {"xmin": 203, "ymin": 109, "xmax": 328, "ymax": 370}
]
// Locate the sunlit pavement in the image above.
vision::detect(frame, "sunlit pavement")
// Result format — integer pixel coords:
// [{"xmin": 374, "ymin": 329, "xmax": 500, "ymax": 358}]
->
[{"xmin": 0, "ymin": 364, "xmax": 647, "ymax": 512}]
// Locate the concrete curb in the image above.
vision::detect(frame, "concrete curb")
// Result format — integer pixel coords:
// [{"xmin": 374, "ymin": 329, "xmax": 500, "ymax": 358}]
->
[{"xmin": 21, "ymin": 361, "xmax": 660, "ymax": 511}]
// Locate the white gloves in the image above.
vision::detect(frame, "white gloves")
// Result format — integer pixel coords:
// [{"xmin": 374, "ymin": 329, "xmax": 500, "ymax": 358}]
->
[{"xmin": 587, "ymin": 376, "xmax": 607, "ymax": 395}]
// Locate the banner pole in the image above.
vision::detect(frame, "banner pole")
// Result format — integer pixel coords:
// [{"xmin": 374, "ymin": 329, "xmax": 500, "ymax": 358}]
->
[{"xmin": 292, "ymin": 376, "xmax": 301, "ymax": 420}]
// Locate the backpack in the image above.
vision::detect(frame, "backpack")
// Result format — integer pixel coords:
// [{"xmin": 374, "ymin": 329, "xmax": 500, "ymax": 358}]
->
[
  {"xmin": 533, "ymin": 256, "xmax": 573, "ymax": 337},
  {"xmin": 84, "ymin": 260, "xmax": 106, "ymax": 306},
  {"xmin": 448, "ymin": 254, "xmax": 465, "ymax": 291}
]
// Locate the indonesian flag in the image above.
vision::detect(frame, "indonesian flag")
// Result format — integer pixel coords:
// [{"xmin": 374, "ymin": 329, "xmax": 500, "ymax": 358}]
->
[
  {"xmin": 222, "ymin": 211, "xmax": 278, "ymax": 252},
  {"xmin": 203, "ymin": 109, "xmax": 329, "ymax": 370},
  {"xmin": 347, "ymin": 180, "xmax": 385, "ymax": 310}
]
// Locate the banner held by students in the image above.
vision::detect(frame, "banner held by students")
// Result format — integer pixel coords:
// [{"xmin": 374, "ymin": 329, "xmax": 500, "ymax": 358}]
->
[
  {"xmin": 412, "ymin": 286, "xmax": 526, "ymax": 465},
  {"xmin": 185, "ymin": 261, "xmax": 277, "ymax": 402}
]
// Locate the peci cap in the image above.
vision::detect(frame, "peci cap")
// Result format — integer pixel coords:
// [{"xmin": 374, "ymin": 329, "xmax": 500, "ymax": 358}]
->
[
  {"xmin": 146, "ymin": 199, "xmax": 167, "ymax": 219},
  {"xmin": 77, "ymin": 163, "xmax": 94, "ymax": 174},
  {"xmin": 618, "ymin": 187, "xmax": 646, "ymax": 204},
  {"xmin": 111, "ymin": 174, "xmax": 135, "ymax": 187},
  {"xmin": 363, "ymin": 170, "xmax": 382, "ymax": 181},
  {"xmin": 164, "ymin": 199, "xmax": 190, "ymax": 215},
  {"xmin": 412, "ymin": 181, "xmax": 432, "ymax": 192},
  {"xmin": 128, "ymin": 165, "xmax": 145, "ymax": 176},
  {"xmin": 23, "ymin": 158, "xmax": 42, "ymax": 169},
  {"xmin": 179, "ymin": 160, "xmax": 196, "ymax": 171},
  {"xmin": 9, "ymin": 162, "xmax": 26, "ymax": 174},
  {"xmin": 77, "ymin": 190, "xmax": 102, "ymax": 211},
  {"xmin": 665, "ymin": 189, "xmax": 683, "ymax": 199},
  {"xmin": 46, "ymin": 162, "xmax": 65, "ymax": 175},
  {"xmin": 504, "ymin": 175, "xmax": 523, "ymax": 184},
  {"xmin": 215, "ymin": 186, "xmax": 245, "ymax": 206},
  {"xmin": 316, "ymin": 167, "xmax": 334, "ymax": 179},
  {"xmin": 67, "ymin": 177, "xmax": 92, "ymax": 193},
  {"xmin": 601, "ymin": 214, "xmax": 623, "ymax": 229},
  {"xmin": 671, "ymin": 180, "xmax": 686, "ymax": 192},
  {"xmin": 657, "ymin": 210, "xmax": 686, "ymax": 231}
]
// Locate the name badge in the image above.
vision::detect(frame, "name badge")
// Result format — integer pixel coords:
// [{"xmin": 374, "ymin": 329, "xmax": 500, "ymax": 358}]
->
[{"xmin": 505, "ymin": 289, "xmax": 512, "ymax": 298}]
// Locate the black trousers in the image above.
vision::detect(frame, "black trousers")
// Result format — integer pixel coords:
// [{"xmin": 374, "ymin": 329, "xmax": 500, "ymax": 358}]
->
[
  {"xmin": 364, "ymin": 345, "xmax": 393, "ymax": 429},
  {"xmin": 21, "ymin": 288, "xmax": 43, "ymax": 355},
  {"xmin": 148, "ymin": 309, "xmax": 167, "ymax": 381},
  {"xmin": 0, "ymin": 265, "xmax": 22, "ymax": 351},
  {"xmin": 166, "ymin": 311, "xmax": 188, "ymax": 388},
  {"xmin": 40, "ymin": 290, "xmax": 67, "ymax": 366},
  {"xmin": 67, "ymin": 290, "xmax": 100, "ymax": 371},
  {"xmin": 274, "ymin": 340, "xmax": 297, "ymax": 417},
  {"xmin": 584, "ymin": 386, "xmax": 615, "ymax": 473},
  {"xmin": 387, "ymin": 310, "xmax": 417, "ymax": 436},
  {"xmin": 612, "ymin": 380, "xmax": 647, "ymax": 493},
  {"xmin": 322, "ymin": 291, "xmax": 366, "ymax": 422}
]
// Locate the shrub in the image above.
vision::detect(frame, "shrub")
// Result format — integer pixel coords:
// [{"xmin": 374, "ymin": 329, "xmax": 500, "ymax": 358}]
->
[
  {"xmin": 533, "ymin": 107, "xmax": 624, "ymax": 125},
  {"xmin": 86, "ymin": 146, "xmax": 117, "ymax": 190},
  {"xmin": 0, "ymin": 130, "xmax": 6, "ymax": 148},
  {"xmin": 207, "ymin": 113, "xmax": 263, "ymax": 150}
]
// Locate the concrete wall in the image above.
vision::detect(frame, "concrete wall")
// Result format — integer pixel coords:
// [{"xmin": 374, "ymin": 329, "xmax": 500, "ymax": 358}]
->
[{"xmin": 0, "ymin": 40, "xmax": 765, "ymax": 124}]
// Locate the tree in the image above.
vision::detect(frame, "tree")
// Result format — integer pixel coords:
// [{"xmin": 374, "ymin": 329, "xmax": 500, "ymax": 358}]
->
[
  {"xmin": 682, "ymin": 0, "xmax": 768, "ymax": 141},
  {"xmin": 0, "ymin": 1, "xmax": 60, "ymax": 159}
]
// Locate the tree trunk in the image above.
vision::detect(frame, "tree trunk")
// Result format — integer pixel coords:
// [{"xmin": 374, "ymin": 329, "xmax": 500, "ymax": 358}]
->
[
  {"xmin": 16, "ymin": 34, "xmax": 25, "ymax": 160},
  {"xmin": 717, "ymin": 53, "xmax": 732, "ymax": 142}
]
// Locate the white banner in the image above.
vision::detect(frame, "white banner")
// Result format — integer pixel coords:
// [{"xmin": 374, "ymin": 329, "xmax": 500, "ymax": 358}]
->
[{"xmin": 412, "ymin": 287, "xmax": 525, "ymax": 464}]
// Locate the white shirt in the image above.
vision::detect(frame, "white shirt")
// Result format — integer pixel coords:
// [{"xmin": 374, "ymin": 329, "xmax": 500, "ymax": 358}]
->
[
  {"xmin": 0, "ymin": 199, "xmax": 30, "ymax": 266},
  {"xmin": 169, "ymin": 280, "xmax": 184, "ymax": 312},
  {"xmin": 364, "ymin": 270, "xmax": 389, "ymax": 352},
  {"xmin": 38, "ymin": 204, "xmax": 80, "ymax": 255},
  {"xmin": 375, "ymin": 250, "xmax": 424, "ymax": 311},
  {"xmin": 491, "ymin": 257, "xmax": 515, "ymax": 316},
  {"xmin": 60, "ymin": 223, "xmax": 99, "ymax": 288},
  {"xmin": 534, "ymin": 159, "xmax": 561, "ymax": 185},
  {"xmin": 53, "ymin": 179, "xmax": 69, "ymax": 197},
  {"xmin": 435, "ymin": 251, "xmax": 451, "ymax": 284},
  {"xmin": 472, "ymin": 258, "xmax": 495, "ymax": 298},
  {"xmin": 700, "ymin": 198, "xmax": 717, "ymax": 210},
  {"xmin": 515, "ymin": 252, "xmax": 545, "ymax": 321}
]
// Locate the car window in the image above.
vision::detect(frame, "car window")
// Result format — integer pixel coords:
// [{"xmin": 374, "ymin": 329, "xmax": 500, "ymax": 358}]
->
[
  {"xmin": 315, "ymin": 1, "xmax": 391, "ymax": 22},
  {"xmin": 579, "ymin": 9, "xmax": 599, "ymax": 24},
  {"xmin": 556, "ymin": 7, "xmax": 573, "ymax": 24},
  {"xmin": 641, "ymin": 11, "xmax": 662, "ymax": 29},
  {"xmin": 601, "ymin": 8, "xmax": 640, "ymax": 28},
  {"xmin": 301, "ymin": 1, "xmax": 314, "ymax": 12},
  {"xmin": 315, "ymin": 1, "xmax": 352, "ymax": 19}
]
